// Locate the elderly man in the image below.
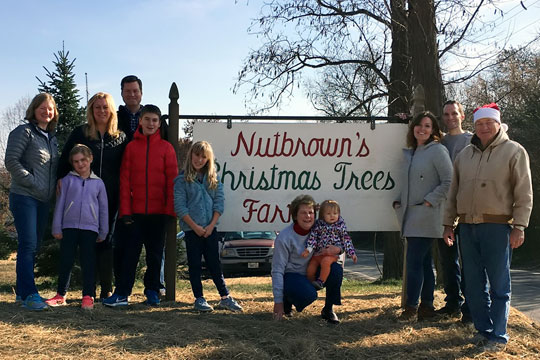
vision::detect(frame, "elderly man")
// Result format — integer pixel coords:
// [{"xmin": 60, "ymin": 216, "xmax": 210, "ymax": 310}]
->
[{"xmin": 443, "ymin": 103, "xmax": 532, "ymax": 352}]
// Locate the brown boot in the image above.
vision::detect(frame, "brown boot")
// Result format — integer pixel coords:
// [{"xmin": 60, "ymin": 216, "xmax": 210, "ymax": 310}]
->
[
  {"xmin": 398, "ymin": 305, "xmax": 417, "ymax": 321},
  {"xmin": 418, "ymin": 303, "xmax": 438, "ymax": 321}
]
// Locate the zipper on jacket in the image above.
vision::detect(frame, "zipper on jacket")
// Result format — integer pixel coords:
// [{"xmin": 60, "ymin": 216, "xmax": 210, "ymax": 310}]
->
[
  {"xmin": 79, "ymin": 178, "xmax": 86, "ymax": 224},
  {"xmin": 470, "ymin": 149, "xmax": 484, "ymax": 218},
  {"xmin": 64, "ymin": 201, "xmax": 74, "ymax": 217},
  {"xmin": 46, "ymin": 130, "xmax": 54, "ymax": 200},
  {"xmin": 99, "ymin": 134, "xmax": 104, "ymax": 177},
  {"xmin": 145, "ymin": 136, "xmax": 150, "ymax": 214}
]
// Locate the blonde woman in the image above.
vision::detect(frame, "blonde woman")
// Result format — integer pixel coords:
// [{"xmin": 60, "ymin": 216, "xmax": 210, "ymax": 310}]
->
[
  {"xmin": 174, "ymin": 141, "xmax": 242, "ymax": 312},
  {"xmin": 56, "ymin": 92, "xmax": 127, "ymax": 301}
]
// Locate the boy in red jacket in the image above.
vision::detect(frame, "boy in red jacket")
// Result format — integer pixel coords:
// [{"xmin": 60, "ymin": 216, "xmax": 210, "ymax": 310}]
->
[{"xmin": 104, "ymin": 105, "xmax": 177, "ymax": 307}]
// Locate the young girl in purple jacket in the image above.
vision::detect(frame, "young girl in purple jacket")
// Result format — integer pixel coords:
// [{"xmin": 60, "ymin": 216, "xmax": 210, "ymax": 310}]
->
[{"xmin": 45, "ymin": 144, "xmax": 108, "ymax": 310}]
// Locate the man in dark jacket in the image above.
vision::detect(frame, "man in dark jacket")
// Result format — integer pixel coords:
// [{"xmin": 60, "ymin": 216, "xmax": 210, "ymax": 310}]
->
[{"xmin": 117, "ymin": 75, "xmax": 143, "ymax": 141}]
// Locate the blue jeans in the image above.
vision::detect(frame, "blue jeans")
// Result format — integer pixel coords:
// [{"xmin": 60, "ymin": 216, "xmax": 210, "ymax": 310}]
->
[
  {"xmin": 406, "ymin": 237, "xmax": 435, "ymax": 308},
  {"xmin": 9, "ymin": 192, "xmax": 50, "ymax": 300},
  {"xmin": 283, "ymin": 262, "xmax": 343, "ymax": 312},
  {"xmin": 437, "ymin": 236, "xmax": 465, "ymax": 309},
  {"xmin": 57, "ymin": 229, "xmax": 97, "ymax": 297},
  {"xmin": 459, "ymin": 223, "xmax": 511, "ymax": 344},
  {"xmin": 185, "ymin": 229, "xmax": 229, "ymax": 299}
]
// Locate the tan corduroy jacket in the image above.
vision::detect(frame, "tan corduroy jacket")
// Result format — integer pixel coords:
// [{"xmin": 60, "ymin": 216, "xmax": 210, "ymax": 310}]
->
[{"xmin": 443, "ymin": 128, "xmax": 533, "ymax": 228}]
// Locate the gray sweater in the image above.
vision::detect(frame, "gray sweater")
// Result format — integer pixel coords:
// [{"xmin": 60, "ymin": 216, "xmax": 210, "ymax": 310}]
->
[
  {"xmin": 4, "ymin": 123, "xmax": 58, "ymax": 202},
  {"xmin": 271, "ymin": 224, "xmax": 312, "ymax": 303},
  {"xmin": 441, "ymin": 132, "xmax": 472, "ymax": 162},
  {"xmin": 395, "ymin": 141, "xmax": 452, "ymax": 238}
]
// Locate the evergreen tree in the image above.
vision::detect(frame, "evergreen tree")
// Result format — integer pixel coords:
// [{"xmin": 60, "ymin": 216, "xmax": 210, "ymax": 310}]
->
[{"xmin": 36, "ymin": 43, "xmax": 85, "ymax": 149}]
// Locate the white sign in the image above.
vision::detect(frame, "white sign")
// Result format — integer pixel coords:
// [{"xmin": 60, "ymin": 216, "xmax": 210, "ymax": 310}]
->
[{"xmin": 194, "ymin": 122, "xmax": 407, "ymax": 231}]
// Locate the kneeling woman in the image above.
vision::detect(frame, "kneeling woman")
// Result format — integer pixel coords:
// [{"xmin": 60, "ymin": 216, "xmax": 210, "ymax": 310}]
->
[{"xmin": 271, "ymin": 194, "xmax": 343, "ymax": 323}]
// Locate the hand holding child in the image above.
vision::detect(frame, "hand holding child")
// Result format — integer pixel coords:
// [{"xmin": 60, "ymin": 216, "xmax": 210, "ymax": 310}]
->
[{"xmin": 301, "ymin": 249, "xmax": 310, "ymax": 258}]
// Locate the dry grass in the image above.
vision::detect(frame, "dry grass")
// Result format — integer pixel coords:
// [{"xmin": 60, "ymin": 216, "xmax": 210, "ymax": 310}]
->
[{"xmin": 1, "ymin": 258, "xmax": 539, "ymax": 360}]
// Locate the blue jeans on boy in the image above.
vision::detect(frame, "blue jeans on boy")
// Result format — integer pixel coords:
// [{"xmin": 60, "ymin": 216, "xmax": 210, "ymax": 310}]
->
[
  {"xmin": 115, "ymin": 214, "xmax": 167, "ymax": 296},
  {"xmin": 185, "ymin": 229, "xmax": 229, "ymax": 299},
  {"xmin": 459, "ymin": 223, "xmax": 512, "ymax": 344},
  {"xmin": 283, "ymin": 262, "xmax": 343, "ymax": 312},
  {"xmin": 406, "ymin": 237, "xmax": 435, "ymax": 308},
  {"xmin": 9, "ymin": 192, "xmax": 50, "ymax": 300},
  {"xmin": 57, "ymin": 229, "xmax": 97, "ymax": 298}
]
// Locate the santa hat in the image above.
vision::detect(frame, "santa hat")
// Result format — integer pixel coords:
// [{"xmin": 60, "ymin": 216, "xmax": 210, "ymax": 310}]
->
[
  {"xmin": 473, "ymin": 103, "xmax": 508, "ymax": 131},
  {"xmin": 473, "ymin": 103, "xmax": 500, "ymax": 123}
]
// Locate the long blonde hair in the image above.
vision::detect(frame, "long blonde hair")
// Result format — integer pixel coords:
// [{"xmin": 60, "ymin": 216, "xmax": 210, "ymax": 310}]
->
[
  {"xmin": 184, "ymin": 141, "xmax": 218, "ymax": 189},
  {"xmin": 85, "ymin": 92, "xmax": 120, "ymax": 140}
]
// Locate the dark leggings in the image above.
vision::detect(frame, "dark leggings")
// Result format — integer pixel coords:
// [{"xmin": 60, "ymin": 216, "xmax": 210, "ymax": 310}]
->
[{"xmin": 57, "ymin": 229, "xmax": 97, "ymax": 298}]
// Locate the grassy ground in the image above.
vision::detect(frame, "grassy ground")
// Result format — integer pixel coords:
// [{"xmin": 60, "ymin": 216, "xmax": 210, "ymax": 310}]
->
[{"xmin": 1, "ymin": 258, "xmax": 539, "ymax": 360}]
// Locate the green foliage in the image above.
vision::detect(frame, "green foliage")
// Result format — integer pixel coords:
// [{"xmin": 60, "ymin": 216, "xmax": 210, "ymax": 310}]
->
[
  {"xmin": 0, "ymin": 226, "xmax": 17, "ymax": 260},
  {"xmin": 36, "ymin": 43, "xmax": 86, "ymax": 149}
]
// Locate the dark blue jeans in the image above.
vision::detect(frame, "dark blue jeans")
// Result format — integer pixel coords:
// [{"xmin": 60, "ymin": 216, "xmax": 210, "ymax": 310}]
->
[
  {"xmin": 437, "ymin": 236, "xmax": 465, "ymax": 309},
  {"xmin": 9, "ymin": 192, "xmax": 50, "ymax": 300},
  {"xmin": 460, "ymin": 223, "xmax": 512, "ymax": 344},
  {"xmin": 185, "ymin": 229, "xmax": 229, "ymax": 299},
  {"xmin": 115, "ymin": 214, "xmax": 167, "ymax": 296},
  {"xmin": 283, "ymin": 262, "xmax": 343, "ymax": 312},
  {"xmin": 406, "ymin": 237, "xmax": 435, "ymax": 308},
  {"xmin": 57, "ymin": 229, "xmax": 97, "ymax": 297}
]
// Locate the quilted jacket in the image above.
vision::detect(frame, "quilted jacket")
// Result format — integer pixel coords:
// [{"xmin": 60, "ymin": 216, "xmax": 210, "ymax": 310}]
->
[{"xmin": 5, "ymin": 122, "xmax": 58, "ymax": 202}]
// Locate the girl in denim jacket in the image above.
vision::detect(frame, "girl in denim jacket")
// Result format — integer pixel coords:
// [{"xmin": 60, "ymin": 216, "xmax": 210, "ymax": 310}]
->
[
  {"xmin": 174, "ymin": 141, "xmax": 242, "ymax": 312},
  {"xmin": 46, "ymin": 144, "xmax": 108, "ymax": 310}
]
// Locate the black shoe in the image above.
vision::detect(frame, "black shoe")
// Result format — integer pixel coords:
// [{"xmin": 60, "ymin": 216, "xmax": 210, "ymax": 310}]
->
[
  {"xmin": 435, "ymin": 306, "xmax": 461, "ymax": 317},
  {"xmin": 418, "ymin": 304, "xmax": 439, "ymax": 321},
  {"xmin": 398, "ymin": 306, "xmax": 417, "ymax": 321},
  {"xmin": 311, "ymin": 279, "xmax": 324, "ymax": 290},
  {"xmin": 461, "ymin": 313, "xmax": 473, "ymax": 325},
  {"xmin": 284, "ymin": 299, "xmax": 293, "ymax": 317},
  {"xmin": 321, "ymin": 307, "xmax": 340, "ymax": 324}
]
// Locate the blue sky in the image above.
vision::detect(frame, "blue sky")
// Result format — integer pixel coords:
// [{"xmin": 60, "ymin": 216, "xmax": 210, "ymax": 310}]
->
[
  {"xmin": 0, "ymin": 0, "xmax": 315, "ymax": 119},
  {"xmin": 1, "ymin": 0, "xmax": 539, "ymax": 123}
]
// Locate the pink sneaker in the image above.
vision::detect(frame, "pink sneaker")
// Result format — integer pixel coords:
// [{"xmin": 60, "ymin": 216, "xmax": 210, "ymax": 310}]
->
[
  {"xmin": 45, "ymin": 293, "xmax": 66, "ymax": 307},
  {"xmin": 81, "ymin": 296, "xmax": 94, "ymax": 310}
]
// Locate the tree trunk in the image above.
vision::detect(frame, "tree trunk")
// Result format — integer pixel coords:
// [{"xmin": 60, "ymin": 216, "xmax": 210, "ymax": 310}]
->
[
  {"xmin": 380, "ymin": 0, "xmax": 411, "ymax": 281},
  {"xmin": 388, "ymin": 0, "xmax": 411, "ymax": 119},
  {"xmin": 408, "ymin": 0, "xmax": 445, "ymax": 120}
]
